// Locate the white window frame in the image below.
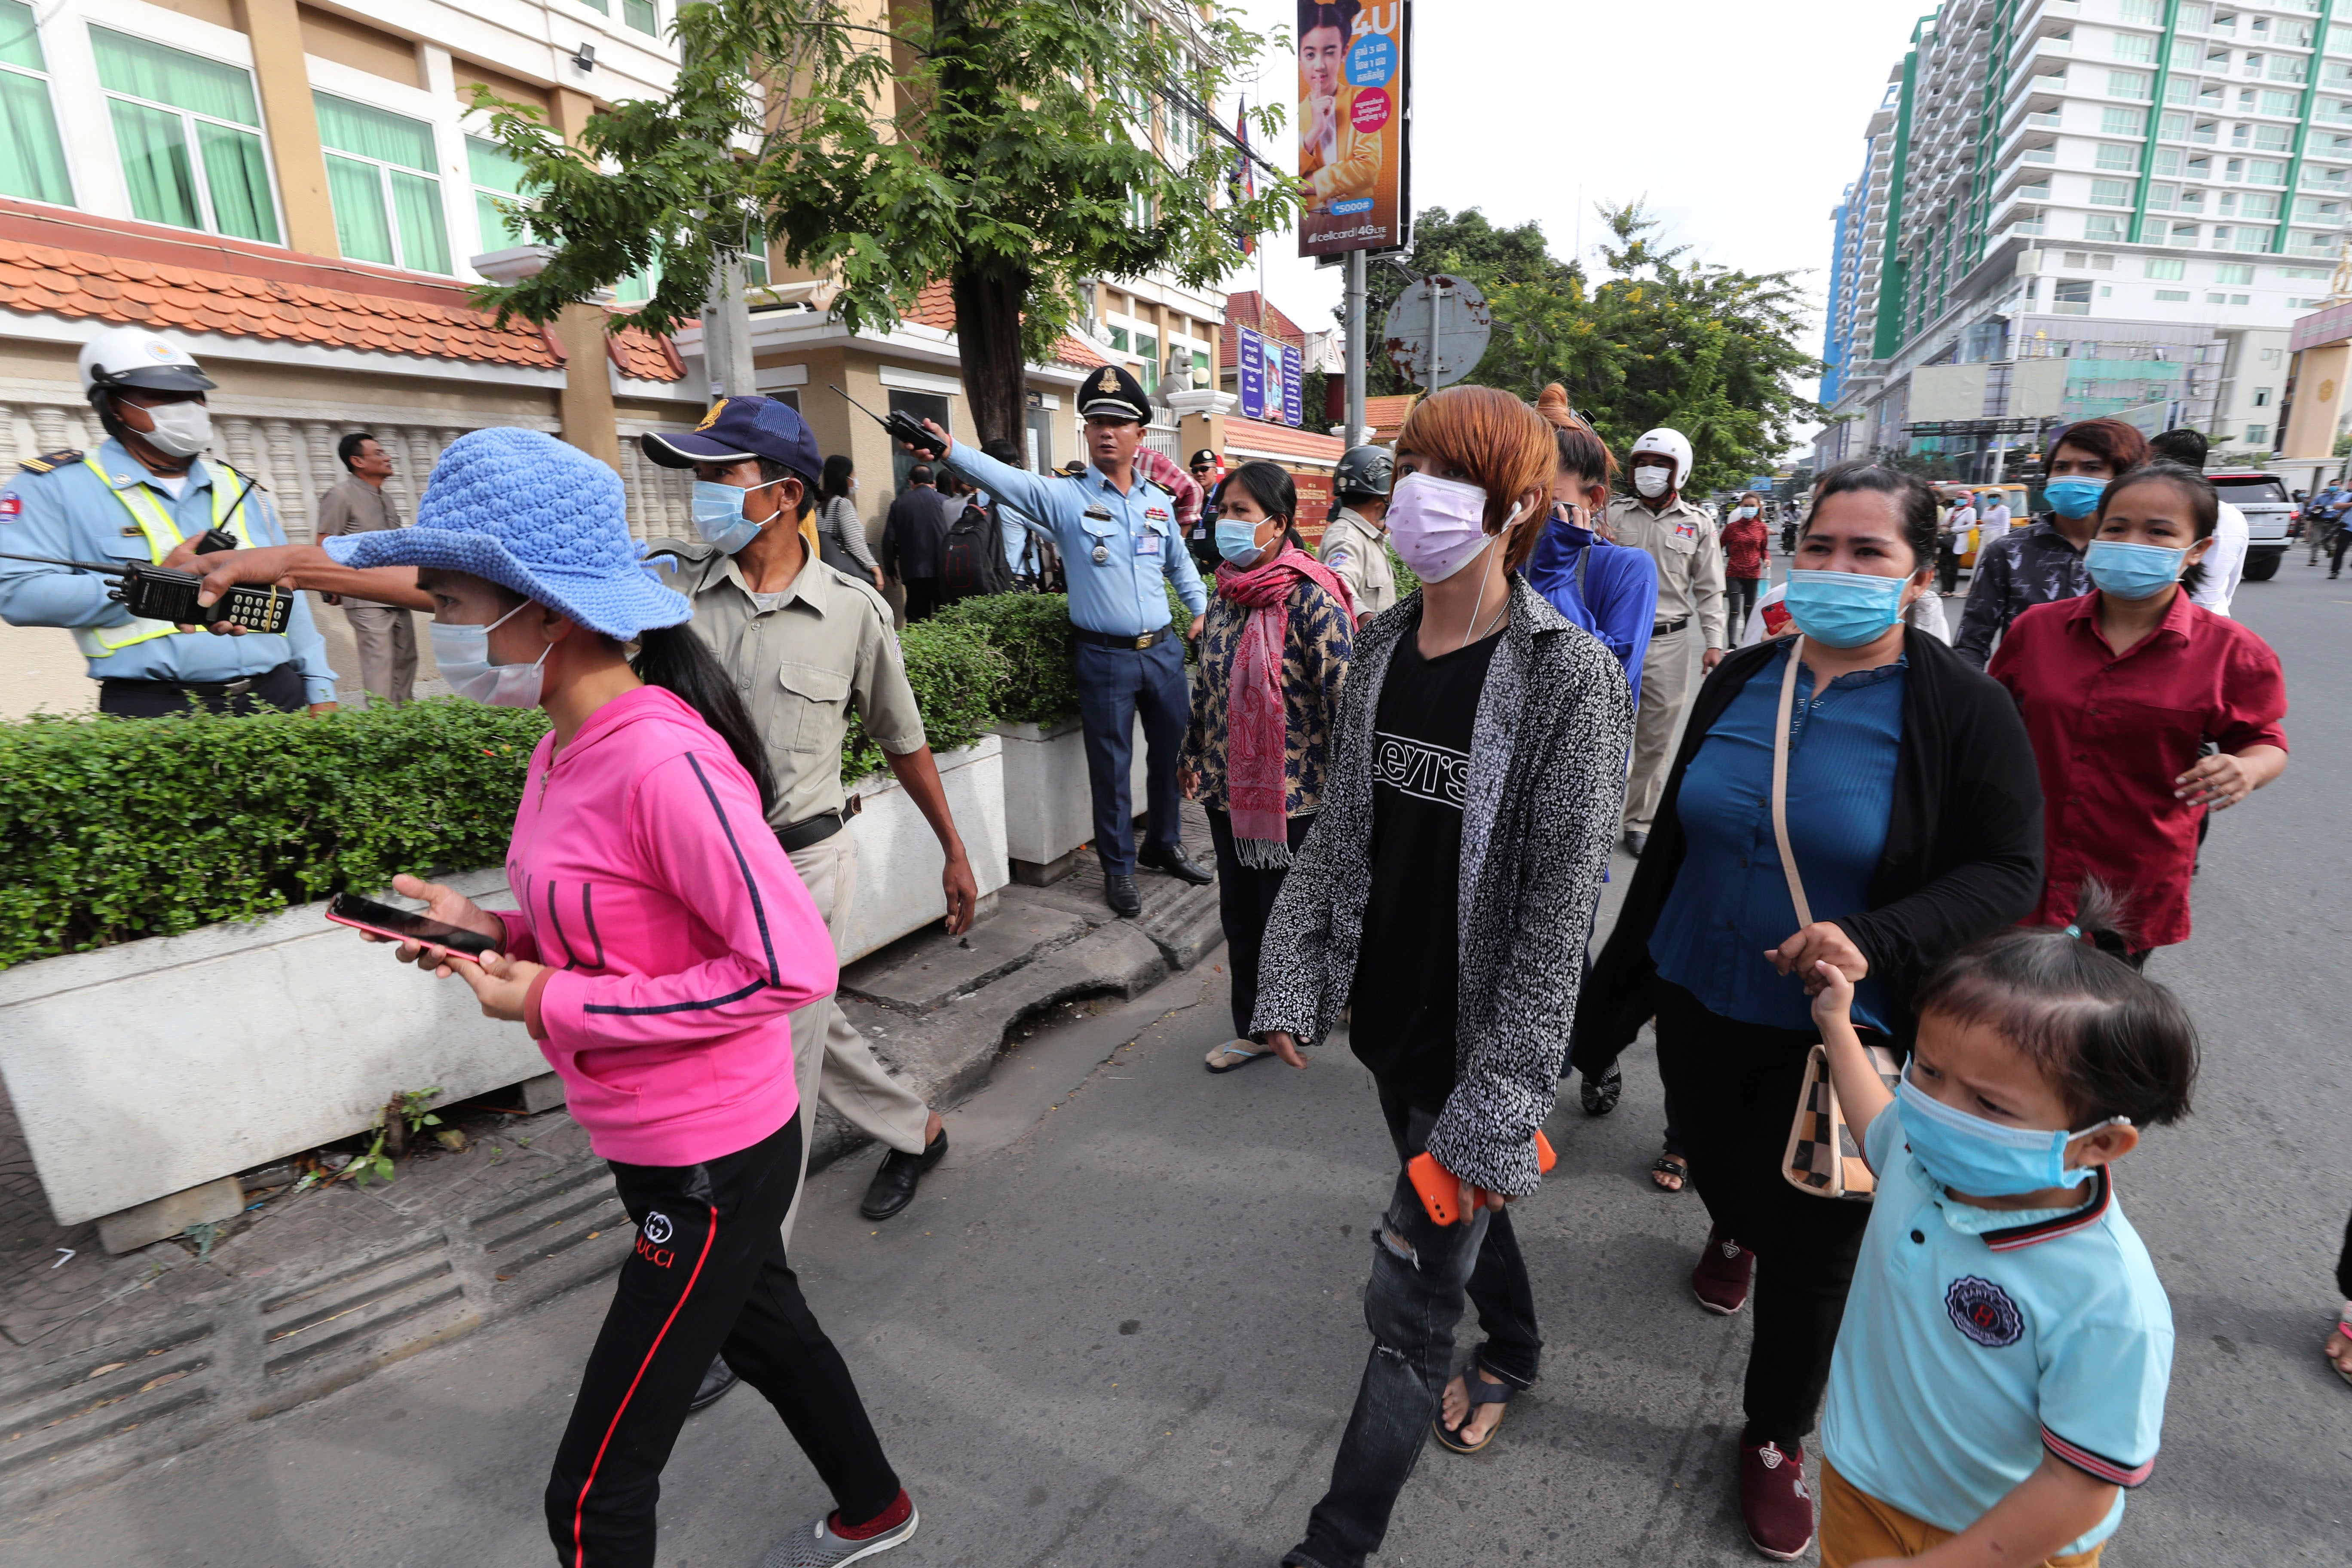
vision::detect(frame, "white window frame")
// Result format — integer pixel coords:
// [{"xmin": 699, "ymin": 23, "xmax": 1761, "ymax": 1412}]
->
[
  {"xmin": 314, "ymin": 88, "xmax": 452, "ymax": 274},
  {"xmin": 86, "ymin": 15, "xmax": 285, "ymax": 244},
  {"xmin": 0, "ymin": 0, "xmax": 77, "ymax": 209}
]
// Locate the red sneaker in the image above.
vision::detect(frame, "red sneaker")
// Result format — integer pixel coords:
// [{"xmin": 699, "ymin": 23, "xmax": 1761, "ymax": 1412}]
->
[
  {"xmin": 1691, "ymin": 1225, "xmax": 1753, "ymax": 1315},
  {"xmin": 1739, "ymin": 1436, "xmax": 1814, "ymax": 1561}
]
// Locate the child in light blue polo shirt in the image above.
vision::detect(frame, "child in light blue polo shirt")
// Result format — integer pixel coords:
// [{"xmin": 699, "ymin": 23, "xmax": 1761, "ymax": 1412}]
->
[{"xmin": 1805, "ymin": 898, "xmax": 2196, "ymax": 1567}]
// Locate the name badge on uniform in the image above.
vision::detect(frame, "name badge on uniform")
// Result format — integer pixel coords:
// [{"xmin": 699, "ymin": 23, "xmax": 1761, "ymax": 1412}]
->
[{"xmin": 1135, "ymin": 532, "xmax": 1161, "ymax": 557}]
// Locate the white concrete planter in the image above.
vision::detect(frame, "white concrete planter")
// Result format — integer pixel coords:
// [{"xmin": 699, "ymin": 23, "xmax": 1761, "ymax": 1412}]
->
[
  {"xmin": 835, "ymin": 735, "xmax": 1009, "ymax": 963},
  {"xmin": 0, "ymin": 870, "xmax": 539, "ymax": 1228},
  {"xmin": 995, "ymin": 715, "xmax": 1151, "ymax": 871}
]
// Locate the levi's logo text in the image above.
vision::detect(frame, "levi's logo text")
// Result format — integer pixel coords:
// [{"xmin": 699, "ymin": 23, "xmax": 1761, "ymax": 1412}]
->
[
  {"xmin": 637, "ymin": 1210, "xmax": 678, "ymax": 1268},
  {"xmin": 1371, "ymin": 730, "xmax": 1469, "ymax": 810},
  {"xmin": 1945, "ymin": 1276, "xmax": 2024, "ymax": 1348}
]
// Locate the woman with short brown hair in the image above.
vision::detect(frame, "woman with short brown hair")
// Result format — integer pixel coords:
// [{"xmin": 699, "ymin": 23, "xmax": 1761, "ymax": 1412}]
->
[{"xmin": 1248, "ymin": 385, "xmax": 1635, "ymax": 1568}]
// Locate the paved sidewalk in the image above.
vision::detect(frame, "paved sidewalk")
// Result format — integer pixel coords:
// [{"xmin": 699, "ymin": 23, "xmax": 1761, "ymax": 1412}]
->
[{"xmin": 0, "ymin": 805, "xmax": 1221, "ymax": 1512}]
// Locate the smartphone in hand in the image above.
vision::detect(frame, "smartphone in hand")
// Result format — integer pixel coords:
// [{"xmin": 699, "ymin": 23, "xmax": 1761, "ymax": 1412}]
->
[{"xmin": 326, "ymin": 892, "xmax": 496, "ymax": 963}]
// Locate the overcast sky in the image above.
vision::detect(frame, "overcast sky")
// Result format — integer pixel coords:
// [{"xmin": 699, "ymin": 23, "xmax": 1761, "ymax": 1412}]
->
[{"xmin": 1218, "ymin": 0, "xmax": 1935, "ymax": 456}]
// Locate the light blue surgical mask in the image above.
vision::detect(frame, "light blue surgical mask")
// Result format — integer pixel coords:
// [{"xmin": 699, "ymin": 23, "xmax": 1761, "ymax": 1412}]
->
[
  {"xmin": 1215, "ymin": 518, "xmax": 1269, "ymax": 565},
  {"xmin": 690, "ymin": 480, "xmax": 775, "ymax": 555},
  {"xmin": 1782, "ymin": 568, "xmax": 1908, "ymax": 649},
  {"xmin": 2083, "ymin": 539, "xmax": 2186, "ymax": 601},
  {"xmin": 1895, "ymin": 1066, "xmax": 2126, "ymax": 1197},
  {"xmin": 2043, "ymin": 477, "xmax": 2106, "ymax": 518},
  {"xmin": 431, "ymin": 600, "xmax": 549, "ymax": 709}
]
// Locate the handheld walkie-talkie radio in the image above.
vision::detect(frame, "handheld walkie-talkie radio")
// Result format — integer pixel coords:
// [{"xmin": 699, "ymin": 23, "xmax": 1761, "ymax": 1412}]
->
[
  {"xmin": 830, "ymin": 385, "xmax": 949, "ymax": 460},
  {"xmin": 0, "ymin": 552, "xmax": 296, "ymax": 633}
]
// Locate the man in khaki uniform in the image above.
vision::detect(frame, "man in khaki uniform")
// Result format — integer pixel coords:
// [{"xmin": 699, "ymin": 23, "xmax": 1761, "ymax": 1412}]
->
[
  {"xmin": 1611, "ymin": 426, "xmax": 1725, "ymax": 856},
  {"xmin": 314, "ymin": 432, "xmax": 416, "ymax": 704},
  {"xmin": 643, "ymin": 397, "xmax": 978, "ymax": 1227},
  {"xmin": 1317, "ymin": 443, "xmax": 1396, "ymax": 621}
]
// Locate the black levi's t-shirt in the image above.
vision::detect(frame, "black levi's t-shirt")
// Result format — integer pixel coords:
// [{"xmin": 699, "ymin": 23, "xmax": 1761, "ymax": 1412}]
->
[{"xmin": 1348, "ymin": 618, "xmax": 1503, "ymax": 1113}]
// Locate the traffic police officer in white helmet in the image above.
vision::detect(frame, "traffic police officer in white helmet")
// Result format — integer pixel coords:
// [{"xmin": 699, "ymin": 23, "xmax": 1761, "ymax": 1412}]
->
[
  {"xmin": 0, "ymin": 327, "xmax": 336, "ymax": 715},
  {"xmin": 1610, "ymin": 425, "xmax": 1725, "ymax": 855}
]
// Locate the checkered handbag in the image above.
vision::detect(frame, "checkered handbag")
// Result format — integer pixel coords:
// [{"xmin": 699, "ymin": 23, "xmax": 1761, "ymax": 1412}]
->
[
  {"xmin": 1763, "ymin": 645, "xmax": 1901, "ymax": 1202},
  {"xmin": 1782, "ymin": 1041, "xmax": 1902, "ymax": 1200}
]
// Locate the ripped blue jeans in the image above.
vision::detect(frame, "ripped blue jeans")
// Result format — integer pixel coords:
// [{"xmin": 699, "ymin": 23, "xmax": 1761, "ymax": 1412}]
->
[{"xmin": 1283, "ymin": 1089, "xmax": 1542, "ymax": 1568}]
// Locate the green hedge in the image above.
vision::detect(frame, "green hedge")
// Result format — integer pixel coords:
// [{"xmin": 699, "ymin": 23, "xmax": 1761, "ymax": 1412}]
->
[
  {"xmin": 0, "ymin": 701, "xmax": 546, "ymax": 968},
  {"xmin": 0, "ymin": 591, "xmax": 1121, "ymax": 968}
]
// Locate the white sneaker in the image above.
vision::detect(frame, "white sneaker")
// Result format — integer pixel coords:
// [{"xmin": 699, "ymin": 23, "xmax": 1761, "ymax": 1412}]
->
[{"xmin": 758, "ymin": 1501, "xmax": 919, "ymax": 1567}]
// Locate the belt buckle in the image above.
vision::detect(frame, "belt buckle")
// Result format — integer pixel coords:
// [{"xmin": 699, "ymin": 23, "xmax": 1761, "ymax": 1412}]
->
[
  {"xmin": 224, "ymin": 676, "xmax": 254, "ymax": 697},
  {"xmin": 1133, "ymin": 631, "xmax": 1152, "ymax": 650}
]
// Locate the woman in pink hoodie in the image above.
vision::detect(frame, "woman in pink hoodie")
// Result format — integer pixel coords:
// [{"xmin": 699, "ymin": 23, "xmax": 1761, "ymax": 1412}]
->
[{"xmin": 318, "ymin": 429, "xmax": 919, "ymax": 1568}]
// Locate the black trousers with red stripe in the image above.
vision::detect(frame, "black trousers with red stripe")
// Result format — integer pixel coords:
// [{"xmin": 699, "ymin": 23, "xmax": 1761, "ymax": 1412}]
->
[{"xmin": 545, "ymin": 1114, "xmax": 900, "ymax": 1567}]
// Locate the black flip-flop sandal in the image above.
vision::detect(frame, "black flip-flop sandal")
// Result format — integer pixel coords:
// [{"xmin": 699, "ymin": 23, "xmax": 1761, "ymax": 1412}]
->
[
  {"xmin": 1431, "ymin": 1372, "xmax": 1515, "ymax": 1455},
  {"xmin": 1578, "ymin": 1062, "xmax": 1623, "ymax": 1117},
  {"xmin": 1652, "ymin": 1152, "xmax": 1689, "ymax": 1193}
]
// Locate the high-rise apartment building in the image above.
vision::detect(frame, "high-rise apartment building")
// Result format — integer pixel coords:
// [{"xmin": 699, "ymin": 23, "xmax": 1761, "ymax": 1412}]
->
[{"xmin": 1817, "ymin": 0, "xmax": 2352, "ymax": 478}]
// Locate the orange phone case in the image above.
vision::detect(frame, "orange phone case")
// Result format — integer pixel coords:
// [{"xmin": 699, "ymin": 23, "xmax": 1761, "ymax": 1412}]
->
[{"xmin": 1407, "ymin": 1131, "xmax": 1558, "ymax": 1227}]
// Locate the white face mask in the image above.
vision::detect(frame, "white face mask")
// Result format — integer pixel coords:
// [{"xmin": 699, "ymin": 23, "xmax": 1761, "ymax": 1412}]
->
[
  {"xmin": 1386, "ymin": 472, "xmax": 1498, "ymax": 582},
  {"xmin": 432, "ymin": 600, "xmax": 550, "ymax": 708},
  {"xmin": 1633, "ymin": 466, "xmax": 1671, "ymax": 499},
  {"xmin": 135, "ymin": 400, "xmax": 213, "ymax": 458}
]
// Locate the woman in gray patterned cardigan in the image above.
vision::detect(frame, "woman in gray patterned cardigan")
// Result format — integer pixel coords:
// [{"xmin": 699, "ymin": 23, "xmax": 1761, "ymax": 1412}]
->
[{"xmin": 1250, "ymin": 386, "xmax": 1636, "ymax": 1568}]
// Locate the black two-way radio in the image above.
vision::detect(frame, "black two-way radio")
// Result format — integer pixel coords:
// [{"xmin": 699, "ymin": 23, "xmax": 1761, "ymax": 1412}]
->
[
  {"xmin": 829, "ymin": 385, "xmax": 949, "ymax": 460},
  {"xmin": 0, "ymin": 552, "xmax": 296, "ymax": 633}
]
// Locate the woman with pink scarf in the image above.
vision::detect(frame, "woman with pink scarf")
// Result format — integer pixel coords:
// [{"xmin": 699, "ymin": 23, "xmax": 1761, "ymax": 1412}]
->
[{"xmin": 1180, "ymin": 462, "xmax": 1356, "ymax": 1071}]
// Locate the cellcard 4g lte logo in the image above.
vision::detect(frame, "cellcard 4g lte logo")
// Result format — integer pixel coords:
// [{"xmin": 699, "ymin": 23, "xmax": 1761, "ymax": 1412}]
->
[
  {"xmin": 1946, "ymin": 1275, "xmax": 2024, "ymax": 1348},
  {"xmin": 637, "ymin": 1210, "xmax": 677, "ymax": 1268}
]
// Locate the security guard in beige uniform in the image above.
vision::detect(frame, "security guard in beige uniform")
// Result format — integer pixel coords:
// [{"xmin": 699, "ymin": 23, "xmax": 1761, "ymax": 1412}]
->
[
  {"xmin": 1611, "ymin": 426, "xmax": 1725, "ymax": 856},
  {"xmin": 1316, "ymin": 444, "xmax": 1396, "ymax": 622}
]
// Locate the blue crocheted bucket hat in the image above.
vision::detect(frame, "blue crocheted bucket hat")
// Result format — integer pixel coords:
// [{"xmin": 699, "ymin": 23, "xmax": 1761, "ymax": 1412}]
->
[{"xmin": 320, "ymin": 428, "xmax": 688, "ymax": 641}]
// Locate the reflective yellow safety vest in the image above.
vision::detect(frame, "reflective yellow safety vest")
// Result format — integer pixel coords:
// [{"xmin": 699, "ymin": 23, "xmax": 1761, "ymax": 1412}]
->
[{"xmin": 75, "ymin": 466, "xmax": 260, "ymax": 658}]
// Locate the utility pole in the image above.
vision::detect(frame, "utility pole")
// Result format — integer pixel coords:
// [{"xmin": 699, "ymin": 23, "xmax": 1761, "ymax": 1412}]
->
[
  {"xmin": 702, "ymin": 254, "xmax": 756, "ymax": 400},
  {"xmin": 1344, "ymin": 249, "xmax": 1366, "ymax": 446}
]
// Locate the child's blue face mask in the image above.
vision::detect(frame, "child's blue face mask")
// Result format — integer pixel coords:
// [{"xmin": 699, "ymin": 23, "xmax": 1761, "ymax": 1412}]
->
[{"xmin": 1896, "ymin": 1065, "xmax": 2128, "ymax": 1197}]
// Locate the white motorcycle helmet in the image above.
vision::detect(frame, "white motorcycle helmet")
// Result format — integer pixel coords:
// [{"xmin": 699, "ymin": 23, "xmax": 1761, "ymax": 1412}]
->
[
  {"xmin": 77, "ymin": 326, "xmax": 216, "ymax": 401},
  {"xmin": 1627, "ymin": 427, "xmax": 1693, "ymax": 493}
]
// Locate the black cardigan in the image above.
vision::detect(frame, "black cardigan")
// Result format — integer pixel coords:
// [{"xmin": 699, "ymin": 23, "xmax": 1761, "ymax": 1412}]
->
[{"xmin": 1571, "ymin": 628, "xmax": 2044, "ymax": 1070}]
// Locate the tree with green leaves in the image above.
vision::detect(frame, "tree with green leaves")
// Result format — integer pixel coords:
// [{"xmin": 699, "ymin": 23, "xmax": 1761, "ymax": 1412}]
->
[
  {"xmin": 1355, "ymin": 204, "xmax": 1820, "ymax": 495},
  {"xmin": 471, "ymin": 0, "xmax": 1295, "ymax": 448}
]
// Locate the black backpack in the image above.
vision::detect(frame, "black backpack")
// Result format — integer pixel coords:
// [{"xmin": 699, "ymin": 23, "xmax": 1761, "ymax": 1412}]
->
[{"xmin": 939, "ymin": 500, "xmax": 1013, "ymax": 603}]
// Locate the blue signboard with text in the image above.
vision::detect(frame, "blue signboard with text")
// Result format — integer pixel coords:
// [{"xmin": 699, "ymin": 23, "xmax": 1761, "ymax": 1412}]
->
[
  {"xmin": 1281, "ymin": 342, "xmax": 1303, "ymax": 427},
  {"xmin": 1237, "ymin": 324, "xmax": 1266, "ymax": 421}
]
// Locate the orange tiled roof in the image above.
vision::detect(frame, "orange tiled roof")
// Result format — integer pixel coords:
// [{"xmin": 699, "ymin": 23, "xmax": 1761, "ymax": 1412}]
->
[
  {"xmin": 0, "ymin": 202, "xmax": 687, "ymax": 379},
  {"xmin": 1365, "ymin": 393, "xmax": 1418, "ymax": 441},
  {"xmin": 898, "ymin": 277, "xmax": 1106, "ymax": 369},
  {"xmin": 1219, "ymin": 290, "xmax": 1311, "ymax": 364},
  {"xmin": 1221, "ymin": 416, "xmax": 1344, "ymax": 466}
]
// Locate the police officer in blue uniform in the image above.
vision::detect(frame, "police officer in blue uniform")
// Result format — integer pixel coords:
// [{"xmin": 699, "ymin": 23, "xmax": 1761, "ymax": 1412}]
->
[
  {"xmin": 923, "ymin": 365, "xmax": 1213, "ymax": 916},
  {"xmin": 0, "ymin": 327, "xmax": 336, "ymax": 716}
]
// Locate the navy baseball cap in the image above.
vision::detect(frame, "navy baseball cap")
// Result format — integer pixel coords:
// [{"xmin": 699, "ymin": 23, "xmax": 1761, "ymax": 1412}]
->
[{"xmin": 642, "ymin": 395, "xmax": 821, "ymax": 483}]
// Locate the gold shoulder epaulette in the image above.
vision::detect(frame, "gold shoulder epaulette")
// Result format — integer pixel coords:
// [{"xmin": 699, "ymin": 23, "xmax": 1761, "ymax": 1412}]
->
[{"xmin": 18, "ymin": 448, "xmax": 83, "ymax": 475}]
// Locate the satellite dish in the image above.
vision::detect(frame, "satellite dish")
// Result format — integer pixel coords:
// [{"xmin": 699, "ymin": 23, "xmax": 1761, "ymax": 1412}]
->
[{"xmin": 1383, "ymin": 274, "xmax": 1492, "ymax": 391}]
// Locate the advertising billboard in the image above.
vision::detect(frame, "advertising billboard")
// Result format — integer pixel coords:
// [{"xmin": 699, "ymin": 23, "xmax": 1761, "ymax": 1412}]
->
[
  {"xmin": 1281, "ymin": 342, "xmax": 1304, "ymax": 427},
  {"xmin": 1237, "ymin": 324, "xmax": 1267, "ymax": 420},
  {"xmin": 1298, "ymin": 0, "xmax": 1410, "ymax": 257}
]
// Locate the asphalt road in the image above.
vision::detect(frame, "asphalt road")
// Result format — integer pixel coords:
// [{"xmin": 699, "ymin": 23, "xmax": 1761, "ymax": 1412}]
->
[{"xmin": 4, "ymin": 561, "xmax": 2346, "ymax": 1567}]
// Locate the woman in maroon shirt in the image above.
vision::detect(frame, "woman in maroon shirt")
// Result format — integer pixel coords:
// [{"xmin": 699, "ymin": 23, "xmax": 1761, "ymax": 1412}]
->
[
  {"xmin": 1720, "ymin": 490, "xmax": 1770, "ymax": 641},
  {"xmin": 1989, "ymin": 460, "xmax": 2288, "ymax": 964}
]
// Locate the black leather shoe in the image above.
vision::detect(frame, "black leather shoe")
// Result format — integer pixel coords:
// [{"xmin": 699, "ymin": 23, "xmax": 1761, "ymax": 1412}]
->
[
  {"xmin": 860, "ymin": 1128, "xmax": 948, "ymax": 1220},
  {"xmin": 1105, "ymin": 872, "xmax": 1142, "ymax": 916},
  {"xmin": 1139, "ymin": 844, "xmax": 1214, "ymax": 885},
  {"xmin": 688, "ymin": 1354, "xmax": 740, "ymax": 1413},
  {"xmin": 1623, "ymin": 830, "xmax": 1648, "ymax": 857}
]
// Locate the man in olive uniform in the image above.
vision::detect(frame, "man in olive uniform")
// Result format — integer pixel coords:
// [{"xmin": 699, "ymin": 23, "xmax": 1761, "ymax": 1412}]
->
[
  {"xmin": 1610, "ymin": 426, "xmax": 1724, "ymax": 856},
  {"xmin": 1316, "ymin": 444, "xmax": 1396, "ymax": 622}
]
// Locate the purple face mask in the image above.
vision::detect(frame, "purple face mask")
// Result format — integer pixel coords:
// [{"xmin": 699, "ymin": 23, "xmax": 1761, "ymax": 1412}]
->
[{"xmin": 1387, "ymin": 472, "xmax": 1496, "ymax": 582}]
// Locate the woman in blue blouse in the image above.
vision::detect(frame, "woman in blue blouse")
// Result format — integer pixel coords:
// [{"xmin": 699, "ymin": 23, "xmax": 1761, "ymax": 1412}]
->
[{"xmin": 1571, "ymin": 462, "xmax": 2043, "ymax": 1561}]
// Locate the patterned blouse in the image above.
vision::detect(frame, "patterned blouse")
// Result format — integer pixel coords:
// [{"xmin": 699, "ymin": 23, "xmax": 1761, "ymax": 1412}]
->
[{"xmin": 1181, "ymin": 574, "xmax": 1354, "ymax": 818}]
